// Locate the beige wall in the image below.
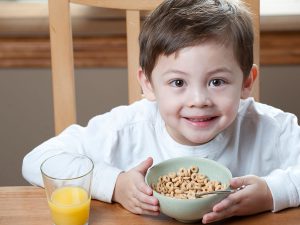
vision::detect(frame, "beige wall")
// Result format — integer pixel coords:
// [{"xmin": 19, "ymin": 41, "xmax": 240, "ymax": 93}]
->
[
  {"xmin": 260, "ymin": 66, "xmax": 300, "ymax": 117},
  {"xmin": 0, "ymin": 65, "xmax": 300, "ymax": 186},
  {"xmin": 0, "ymin": 68, "xmax": 127, "ymax": 186}
]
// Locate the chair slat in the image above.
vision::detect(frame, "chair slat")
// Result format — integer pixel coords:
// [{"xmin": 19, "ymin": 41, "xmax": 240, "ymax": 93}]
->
[
  {"xmin": 126, "ymin": 10, "xmax": 142, "ymax": 103},
  {"xmin": 49, "ymin": 0, "xmax": 77, "ymax": 134},
  {"xmin": 70, "ymin": 0, "xmax": 163, "ymax": 10}
]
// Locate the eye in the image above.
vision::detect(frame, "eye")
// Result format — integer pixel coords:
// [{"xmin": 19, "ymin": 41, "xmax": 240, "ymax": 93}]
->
[
  {"xmin": 170, "ymin": 79, "xmax": 185, "ymax": 87},
  {"xmin": 208, "ymin": 79, "xmax": 225, "ymax": 87}
]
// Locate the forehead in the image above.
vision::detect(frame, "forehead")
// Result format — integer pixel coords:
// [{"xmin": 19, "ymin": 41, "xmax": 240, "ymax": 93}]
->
[{"xmin": 154, "ymin": 41, "xmax": 238, "ymax": 72}]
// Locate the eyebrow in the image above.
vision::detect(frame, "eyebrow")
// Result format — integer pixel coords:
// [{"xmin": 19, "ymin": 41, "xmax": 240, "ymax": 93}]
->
[
  {"xmin": 206, "ymin": 67, "xmax": 233, "ymax": 76},
  {"xmin": 161, "ymin": 69, "xmax": 188, "ymax": 76},
  {"xmin": 161, "ymin": 67, "xmax": 233, "ymax": 77}
]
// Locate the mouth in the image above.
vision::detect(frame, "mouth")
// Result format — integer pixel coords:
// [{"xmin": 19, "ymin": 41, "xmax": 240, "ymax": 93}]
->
[
  {"xmin": 187, "ymin": 117, "xmax": 216, "ymax": 122},
  {"xmin": 183, "ymin": 116, "xmax": 218, "ymax": 127}
]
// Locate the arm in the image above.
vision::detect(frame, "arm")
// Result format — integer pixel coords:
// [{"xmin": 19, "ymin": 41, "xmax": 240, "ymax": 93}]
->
[
  {"xmin": 263, "ymin": 112, "xmax": 300, "ymax": 212},
  {"xmin": 202, "ymin": 112, "xmax": 300, "ymax": 223},
  {"xmin": 22, "ymin": 114, "xmax": 123, "ymax": 203}
]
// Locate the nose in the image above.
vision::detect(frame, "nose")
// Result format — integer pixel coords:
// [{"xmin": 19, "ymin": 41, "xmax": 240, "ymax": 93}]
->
[{"xmin": 186, "ymin": 87, "xmax": 212, "ymax": 108}]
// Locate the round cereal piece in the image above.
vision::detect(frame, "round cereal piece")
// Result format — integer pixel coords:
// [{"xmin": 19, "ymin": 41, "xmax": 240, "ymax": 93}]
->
[
  {"xmin": 156, "ymin": 185, "xmax": 163, "ymax": 193},
  {"xmin": 187, "ymin": 181, "xmax": 195, "ymax": 190},
  {"xmin": 180, "ymin": 181, "xmax": 188, "ymax": 191},
  {"xmin": 203, "ymin": 178, "xmax": 209, "ymax": 184},
  {"xmin": 177, "ymin": 168, "xmax": 187, "ymax": 177},
  {"xmin": 158, "ymin": 176, "xmax": 164, "ymax": 183},
  {"xmin": 174, "ymin": 194, "xmax": 181, "ymax": 199},
  {"xmin": 174, "ymin": 180, "xmax": 181, "ymax": 187},
  {"xmin": 187, "ymin": 168, "xmax": 191, "ymax": 177},
  {"xmin": 196, "ymin": 190, "xmax": 203, "ymax": 195},
  {"xmin": 191, "ymin": 173, "xmax": 198, "ymax": 181},
  {"xmin": 172, "ymin": 176, "xmax": 179, "ymax": 182},
  {"xmin": 168, "ymin": 172, "xmax": 176, "ymax": 179},
  {"xmin": 207, "ymin": 185, "xmax": 214, "ymax": 192},
  {"xmin": 178, "ymin": 194, "xmax": 187, "ymax": 199},
  {"xmin": 194, "ymin": 183, "xmax": 202, "ymax": 190},
  {"xmin": 183, "ymin": 176, "xmax": 190, "ymax": 181},
  {"xmin": 201, "ymin": 186, "xmax": 209, "ymax": 192},
  {"xmin": 166, "ymin": 182, "xmax": 174, "ymax": 191},
  {"xmin": 215, "ymin": 185, "xmax": 222, "ymax": 190},
  {"xmin": 213, "ymin": 181, "xmax": 220, "ymax": 186},
  {"xmin": 161, "ymin": 186, "xmax": 168, "ymax": 194},
  {"xmin": 175, "ymin": 188, "xmax": 183, "ymax": 194},
  {"xmin": 187, "ymin": 190, "xmax": 196, "ymax": 199},
  {"xmin": 207, "ymin": 182, "xmax": 214, "ymax": 187},
  {"xmin": 198, "ymin": 174, "xmax": 206, "ymax": 179},
  {"xmin": 190, "ymin": 165, "xmax": 199, "ymax": 173},
  {"xmin": 196, "ymin": 176, "xmax": 205, "ymax": 184},
  {"xmin": 163, "ymin": 175, "xmax": 171, "ymax": 183}
]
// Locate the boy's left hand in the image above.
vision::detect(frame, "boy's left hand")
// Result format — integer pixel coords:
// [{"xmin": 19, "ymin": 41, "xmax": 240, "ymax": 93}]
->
[{"xmin": 202, "ymin": 175, "xmax": 273, "ymax": 224}]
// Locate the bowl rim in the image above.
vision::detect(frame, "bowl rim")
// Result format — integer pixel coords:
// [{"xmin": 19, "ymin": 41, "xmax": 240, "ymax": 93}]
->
[{"xmin": 145, "ymin": 156, "xmax": 232, "ymax": 201}]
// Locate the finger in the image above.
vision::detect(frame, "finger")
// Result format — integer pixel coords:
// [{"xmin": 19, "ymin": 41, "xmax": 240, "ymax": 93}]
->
[
  {"xmin": 141, "ymin": 209, "xmax": 160, "ymax": 216},
  {"xmin": 230, "ymin": 176, "xmax": 246, "ymax": 189},
  {"xmin": 230, "ymin": 175, "xmax": 257, "ymax": 189},
  {"xmin": 131, "ymin": 197, "xmax": 160, "ymax": 214},
  {"xmin": 212, "ymin": 193, "xmax": 240, "ymax": 212},
  {"xmin": 203, "ymin": 203, "xmax": 240, "ymax": 224},
  {"xmin": 136, "ymin": 179, "xmax": 153, "ymax": 195},
  {"xmin": 134, "ymin": 157, "xmax": 153, "ymax": 175},
  {"xmin": 132, "ymin": 206, "xmax": 160, "ymax": 216},
  {"xmin": 138, "ymin": 200, "xmax": 160, "ymax": 212},
  {"xmin": 135, "ymin": 188, "xmax": 159, "ymax": 205}
]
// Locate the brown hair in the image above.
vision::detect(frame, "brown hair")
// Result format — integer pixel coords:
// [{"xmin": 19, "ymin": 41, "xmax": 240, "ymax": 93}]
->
[{"xmin": 139, "ymin": 0, "xmax": 254, "ymax": 80}]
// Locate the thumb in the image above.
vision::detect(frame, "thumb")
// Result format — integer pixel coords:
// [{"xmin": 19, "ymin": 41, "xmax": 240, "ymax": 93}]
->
[
  {"xmin": 230, "ymin": 175, "xmax": 256, "ymax": 189},
  {"xmin": 134, "ymin": 157, "xmax": 153, "ymax": 175},
  {"xmin": 230, "ymin": 176, "xmax": 246, "ymax": 189}
]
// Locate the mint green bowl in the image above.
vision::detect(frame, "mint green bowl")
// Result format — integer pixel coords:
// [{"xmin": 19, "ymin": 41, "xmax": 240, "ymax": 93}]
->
[{"xmin": 145, "ymin": 157, "xmax": 232, "ymax": 223}]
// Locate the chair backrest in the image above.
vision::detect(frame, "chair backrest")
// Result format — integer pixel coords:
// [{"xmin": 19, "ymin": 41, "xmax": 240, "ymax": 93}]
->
[
  {"xmin": 246, "ymin": 0, "xmax": 260, "ymax": 101},
  {"xmin": 48, "ymin": 0, "xmax": 259, "ymax": 135}
]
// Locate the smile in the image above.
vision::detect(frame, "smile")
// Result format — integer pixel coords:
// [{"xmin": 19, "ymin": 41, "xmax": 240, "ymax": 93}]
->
[
  {"xmin": 183, "ymin": 116, "xmax": 218, "ymax": 127},
  {"xmin": 188, "ymin": 117, "xmax": 215, "ymax": 122}
]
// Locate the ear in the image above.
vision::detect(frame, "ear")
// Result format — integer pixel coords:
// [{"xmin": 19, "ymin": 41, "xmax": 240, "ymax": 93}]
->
[
  {"xmin": 241, "ymin": 64, "xmax": 258, "ymax": 99},
  {"xmin": 137, "ymin": 67, "xmax": 156, "ymax": 101}
]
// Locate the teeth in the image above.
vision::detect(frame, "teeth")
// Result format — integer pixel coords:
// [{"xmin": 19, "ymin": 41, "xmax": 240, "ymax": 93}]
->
[{"xmin": 189, "ymin": 117, "xmax": 211, "ymax": 122}]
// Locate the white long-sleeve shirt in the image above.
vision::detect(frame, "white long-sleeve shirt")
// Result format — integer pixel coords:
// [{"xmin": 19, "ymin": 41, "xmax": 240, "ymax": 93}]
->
[{"xmin": 22, "ymin": 98, "xmax": 300, "ymax": 212}]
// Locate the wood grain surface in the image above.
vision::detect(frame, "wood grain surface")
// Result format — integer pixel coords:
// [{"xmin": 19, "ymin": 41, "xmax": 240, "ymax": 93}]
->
[{"xmin": 0, "ymin": 186, "xmax": 300, "ymax": 225}]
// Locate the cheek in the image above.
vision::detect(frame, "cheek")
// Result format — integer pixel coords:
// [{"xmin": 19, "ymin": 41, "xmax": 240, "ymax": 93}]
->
[
  {"xmin": 156, "ymin": 88, "xmax": 177, "ymax": 105},
  {"xmin": 216, "ymin": 94, "xmax": 240, "ymax": 115},
  {"xmin": 224, "ymin": 99, "xmax": 240, "ymax": 119},
  {"xmin": 157, "ymin": 95, "xmax": 181, "ymax": 117}
]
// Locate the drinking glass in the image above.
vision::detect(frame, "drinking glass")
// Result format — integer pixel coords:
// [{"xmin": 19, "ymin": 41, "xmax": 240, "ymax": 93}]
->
[{"xmin": 41, "ymin": 152, "xmax": 94, "ymax": 225}]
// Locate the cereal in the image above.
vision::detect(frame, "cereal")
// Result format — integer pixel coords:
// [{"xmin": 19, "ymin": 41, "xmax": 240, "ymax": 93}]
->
[{"xmin": 152, "ymin": 166, "xmax": 227, "ymax": 199}]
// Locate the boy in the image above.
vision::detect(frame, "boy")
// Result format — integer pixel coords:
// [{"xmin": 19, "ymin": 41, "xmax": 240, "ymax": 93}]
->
[{"xmin": 22, "ymin": 0, "xmax": 300, "ymax": 223}]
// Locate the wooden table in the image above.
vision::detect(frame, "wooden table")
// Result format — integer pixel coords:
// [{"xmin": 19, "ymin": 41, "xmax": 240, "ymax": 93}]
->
[{"xmin": 1, "ymin": 186, "xmax": 299, "ymax": 225}]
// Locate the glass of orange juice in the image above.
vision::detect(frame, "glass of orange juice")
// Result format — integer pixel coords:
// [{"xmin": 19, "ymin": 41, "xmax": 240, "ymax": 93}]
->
[{"xmin": 41, "ymin": 152, "xmax": 94, "ymax": 225}]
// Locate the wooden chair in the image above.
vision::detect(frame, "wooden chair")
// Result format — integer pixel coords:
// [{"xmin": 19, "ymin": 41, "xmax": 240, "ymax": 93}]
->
[
  {"xmin": 247, "ymin": 0, "xmax": 260, "ymax": 102},
  {"xmin": 48, "ymin": 0, "xmax": 259, "ymax": 135}
]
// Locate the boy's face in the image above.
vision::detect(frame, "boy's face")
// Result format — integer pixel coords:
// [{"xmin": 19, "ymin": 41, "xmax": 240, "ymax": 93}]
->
[{"xmin": 139, "ymin": 41, "xmax": 255, "ymax": 146}]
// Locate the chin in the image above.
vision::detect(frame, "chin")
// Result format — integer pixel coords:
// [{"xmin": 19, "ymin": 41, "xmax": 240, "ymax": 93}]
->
[{"xmin": 183, "ymin": 136, "xmax": 214, "ymax": 146}]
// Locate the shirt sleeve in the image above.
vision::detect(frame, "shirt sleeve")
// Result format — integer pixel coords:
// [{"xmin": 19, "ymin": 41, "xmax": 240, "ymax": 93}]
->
[
  {"xmin": 263, "ymin": 113, "xmax": 300, "ymax": 212},
  {"xmin": 22, "ymin": 112, "xmax": 123, "ymax": 203}
]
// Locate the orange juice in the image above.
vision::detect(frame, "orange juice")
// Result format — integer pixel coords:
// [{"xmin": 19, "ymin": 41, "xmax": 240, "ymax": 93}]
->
[{"xmin": 48, "ymin": 186, "xmax": 90, "ymax": 225}]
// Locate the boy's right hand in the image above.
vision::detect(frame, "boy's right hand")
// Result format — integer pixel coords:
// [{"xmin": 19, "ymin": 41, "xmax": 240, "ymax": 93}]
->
[{"xmin": 112, "ymin": 157, "xmax": 160, "ymax": 216}]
